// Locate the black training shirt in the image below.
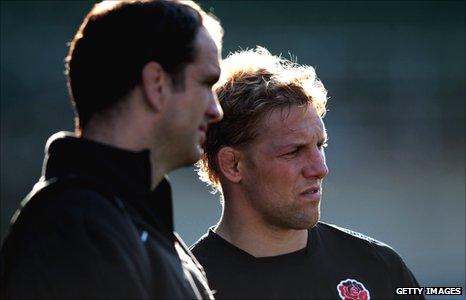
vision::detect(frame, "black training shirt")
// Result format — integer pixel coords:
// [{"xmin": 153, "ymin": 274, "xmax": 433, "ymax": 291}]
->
[{"xmin": 191, "ymin": 222, "xmax": 423, "ymax": 300}]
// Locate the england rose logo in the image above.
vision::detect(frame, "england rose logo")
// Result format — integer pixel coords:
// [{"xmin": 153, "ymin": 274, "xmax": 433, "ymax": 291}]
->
[{"xmin": 337, "ymin": 279, "xmax": 370, "ymax": 300}]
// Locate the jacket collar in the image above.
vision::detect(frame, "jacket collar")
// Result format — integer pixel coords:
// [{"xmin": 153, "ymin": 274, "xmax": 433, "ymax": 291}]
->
[{"xmin": 42, "ymin": 131, "xmax": 174, "ymax": 235}]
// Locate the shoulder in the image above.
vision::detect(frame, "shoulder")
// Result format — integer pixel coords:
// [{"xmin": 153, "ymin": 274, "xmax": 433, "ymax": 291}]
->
[
  {"xmin": 316, "ymin": 222, "xmax": 421, "ymax": 286},
  {"xmin": 316, "ymin": 222, "xmax": 402, "ymax": 260},
  {"xmin": 8, "ymin": 181, "xmax": 130, "ymax": 243},
  {"xmin": 2, "ymin": 181, "xmax": 141, "ymax": 276},
  {"xmin": 316, "ymin": 222, "xmax": 414, "ymax": 275},
  {"xmin": 190, "ymin": 230, "xmax": 212, "ymax": 258},
  {"xmin": 190, "ymin": 228, "xmax": 232, "ymax": 266},
  {"xmin": 317, "ymin": 222, "xmax": 389, "ymax": 247},
  {"xmin": 317, "ymin": 222, "xmax": 421, "ymax": 287},
  {"xmin": 27, "ymin": 186, "xmax": 113, "ymax": 214}
]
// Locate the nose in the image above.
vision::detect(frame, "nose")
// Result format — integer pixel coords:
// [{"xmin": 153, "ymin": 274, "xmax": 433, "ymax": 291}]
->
[
  {"xmin": 206, "ymin": 92, "xmax": 223, "ymax": 124},
  {"xmin": 302, "ymin": 148, "xmax": 329, "ymax": 179}
]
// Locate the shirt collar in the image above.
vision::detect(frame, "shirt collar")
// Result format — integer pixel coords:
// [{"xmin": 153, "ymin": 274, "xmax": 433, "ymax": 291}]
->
[{"xmin": 205, "ymin": 226, "xmax": 314, "ymax": 261}]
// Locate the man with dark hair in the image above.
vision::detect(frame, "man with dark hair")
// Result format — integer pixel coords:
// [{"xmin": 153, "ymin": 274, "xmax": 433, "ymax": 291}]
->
[
  {"xmin": 1, "ymin": 1, "xmax": 223, "ymax": 299},
  {"xmin": 191, "ymin": 47, "xmax": 423, "ymax": 299}
]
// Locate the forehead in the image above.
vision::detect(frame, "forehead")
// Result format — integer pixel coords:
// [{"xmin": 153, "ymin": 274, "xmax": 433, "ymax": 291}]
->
[
  {"xmin": 190, "ymin": 26, "xmax": 220, "ymax": 76},
  {"xmin": 257, "ymin": 104, "xmax": 326, "ymax": 147}
]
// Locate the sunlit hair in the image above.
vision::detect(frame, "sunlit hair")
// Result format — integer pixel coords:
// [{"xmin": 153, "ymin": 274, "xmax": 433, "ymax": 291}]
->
[
  {"xmin": 197, "ymin": 46, "xmax": 328, "ymax": 193},
  {"xmin": 65, "ymin": 0, "xmax": 223, "ymax": 130}
]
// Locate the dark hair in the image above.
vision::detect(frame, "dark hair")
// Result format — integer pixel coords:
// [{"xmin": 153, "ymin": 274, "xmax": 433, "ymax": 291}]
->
[{"xmin": 65, "ymin": 0, "xmax": 215, "ymax": 130}]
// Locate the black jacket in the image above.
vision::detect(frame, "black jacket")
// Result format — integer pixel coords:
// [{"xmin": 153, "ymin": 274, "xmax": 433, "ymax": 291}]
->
[{"xmin": 1, "ymin": 132, "xmax": 213, "ymax": 300}]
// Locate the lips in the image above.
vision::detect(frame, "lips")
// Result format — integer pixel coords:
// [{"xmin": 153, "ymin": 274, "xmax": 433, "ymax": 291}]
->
[
  {"xmin": 301, "ymin": 186, "xmax": 320, "ymax": 195},
  {"xmin": 299, "ymin": 186, "xmax": 321, "ymax": 202},
  {"xmin": 198, "ymin": 124, "xmax": 207, "ymax": 145},
  {"xmin": 198, "ymin": 123, "xmax": 207, "ymax": 133}
]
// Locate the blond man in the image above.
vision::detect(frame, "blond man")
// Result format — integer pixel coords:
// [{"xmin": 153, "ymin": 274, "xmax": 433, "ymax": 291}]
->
[{"xmin": 191, "ymin": 47, "xmax": 422, "ymax": 299}]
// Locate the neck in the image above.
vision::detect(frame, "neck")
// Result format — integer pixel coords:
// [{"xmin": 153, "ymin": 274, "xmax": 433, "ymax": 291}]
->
[
  {"xmin": 81, "ymin": 116, "xmax": 166, "ymax": 191},
  {"xmin": 149, "ymin": 152, "xmax": 167, "ymax": 190},
  {"xmin": 214, "ymin": 191, "xmax": 308, "ymax": 257}
]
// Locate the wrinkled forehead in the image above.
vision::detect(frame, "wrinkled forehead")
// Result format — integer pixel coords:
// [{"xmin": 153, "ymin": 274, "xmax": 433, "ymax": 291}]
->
[{"xmin": 239, "ymin": 104, "xmax": 325, "ymax": 151}]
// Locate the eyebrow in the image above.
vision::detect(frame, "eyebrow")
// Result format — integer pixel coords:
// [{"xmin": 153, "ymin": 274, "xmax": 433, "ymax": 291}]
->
[
  {"xmin": 274, "ymin": 133, "xmax": 328, "ymax": 150},
  {"xmin": 322, "ymin": 130, "xmax": 328, "ymax": 143}
]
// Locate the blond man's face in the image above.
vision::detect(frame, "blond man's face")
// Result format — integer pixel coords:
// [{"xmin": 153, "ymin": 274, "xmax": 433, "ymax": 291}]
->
[{"xmin": 239, "ymin": 104, "xmax": 329, "ymax": 230}]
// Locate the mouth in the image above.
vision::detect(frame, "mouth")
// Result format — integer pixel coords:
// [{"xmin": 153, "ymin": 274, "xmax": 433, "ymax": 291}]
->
[
  {"xmin": 299, "ymin": 186, "xmax": 321, "ymax": 202},
  {"xmin": 198, "ymin": 124, "xmax": 207, "ymax": 145},
  {"xmin": 199, "ymin": 123, "xmax": 207, "ymax": 131},
  {"xmin": 302, "ymin": 185, "xmax": 320, "ymax": 194}
]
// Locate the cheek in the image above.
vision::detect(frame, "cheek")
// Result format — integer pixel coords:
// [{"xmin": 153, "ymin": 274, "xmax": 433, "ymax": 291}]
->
[
  {"xmin": 192, "ymin": 87, "xmax": 211, "ymax": 115},
  {"xmin": 274, "ymin": 159, "xmax": 301, "ymax": 176},
  {"xmin": 255, "ymin": 160, "xmax": 300, "ymax": 190}
]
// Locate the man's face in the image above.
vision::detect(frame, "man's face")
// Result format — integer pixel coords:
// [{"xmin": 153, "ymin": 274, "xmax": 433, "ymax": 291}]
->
[
  {"xmin": 239, "ymin": 104, "xmax": 328, "ymax": 230},
  {"xmin": 164, "ymin": 26, "xmax": 222, "ymax": 167}
]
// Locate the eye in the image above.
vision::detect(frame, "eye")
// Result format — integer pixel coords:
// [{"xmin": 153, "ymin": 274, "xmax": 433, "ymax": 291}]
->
[
  {"xmin": 317, "ymin": 141, "xmax": 328, "ymax": 149},
  {"xmin": 282, "ymin": 147, "xmax": 300, "ymax": 158}
]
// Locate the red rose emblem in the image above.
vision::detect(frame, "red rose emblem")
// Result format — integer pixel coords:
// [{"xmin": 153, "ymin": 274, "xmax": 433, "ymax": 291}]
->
[{"xmin": 337, "ymin": 279, "xmax": 370, "ymax": 300}]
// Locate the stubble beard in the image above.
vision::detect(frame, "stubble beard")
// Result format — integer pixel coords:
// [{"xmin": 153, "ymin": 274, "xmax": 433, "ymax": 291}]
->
[{"xmin": 252, "ymin": 197, "xmax": 321, "ymax": 231}]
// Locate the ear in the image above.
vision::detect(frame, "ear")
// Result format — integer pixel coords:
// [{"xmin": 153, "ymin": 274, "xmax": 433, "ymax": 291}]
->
[
  {"xmin": 217, "ymin": 146, "xmax": 242, "ymax": 184},
  {"xmin": 141, "ymin": 61, "xmax": 169, "ymax": 112}
]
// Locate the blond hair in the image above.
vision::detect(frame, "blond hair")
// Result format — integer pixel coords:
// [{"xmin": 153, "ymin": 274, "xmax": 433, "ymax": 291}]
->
[{"xmin": 197, "ymin": 46, "xmax": 328, "ymax": 193}]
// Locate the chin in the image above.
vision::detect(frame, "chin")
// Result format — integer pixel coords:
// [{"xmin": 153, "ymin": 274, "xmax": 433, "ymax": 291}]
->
[
  {"xmin": 297, "ymin": 219, "xmax": 319, "ymax": 230},
  {"xmin": 293, "ymin": 211, "xmax": 320, "ymax": 230},
  {"xmin": 308, "ymin": 218, "xmax": 320, "ymax": 229},
  {"xmin": 192, "ymin": 145, "xmax": 203, "ymax": 162},
  {"xmin": 187, "ymin": 147, "xmax": 203, "ymax": 165},
  {"xmin": 170, "ymin": 148, "xmax": 201, "ymax": 170},
  {"xmin": 273, "ymin": 213, "xmax": 319, "ymax": 231}
]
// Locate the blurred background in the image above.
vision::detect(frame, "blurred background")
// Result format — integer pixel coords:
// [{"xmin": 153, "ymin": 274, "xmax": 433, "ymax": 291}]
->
[{"xmin": 1, "ymin": 0, "xmax": 464, "ymax": 297}]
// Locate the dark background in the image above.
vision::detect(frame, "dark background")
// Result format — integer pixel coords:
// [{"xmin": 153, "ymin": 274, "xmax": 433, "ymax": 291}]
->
[{"xmin": 1, "ymin": 1, "xmax": 464, "ymax": 297}]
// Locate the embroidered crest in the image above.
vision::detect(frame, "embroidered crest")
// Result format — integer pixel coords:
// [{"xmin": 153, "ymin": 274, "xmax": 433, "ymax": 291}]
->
[{"xmin": 337, "ymin": 278, "xmax": 370, "ymax": 300}]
